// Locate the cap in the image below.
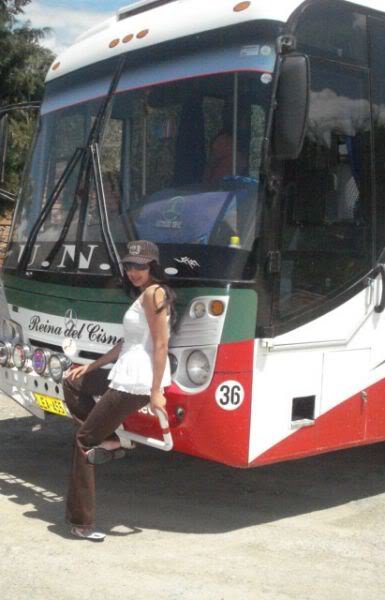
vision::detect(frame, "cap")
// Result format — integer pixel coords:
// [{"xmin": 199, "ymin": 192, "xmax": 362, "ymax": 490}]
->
[{"xmin": 121, "ymin": 240, "xmax": 160, "ymax": 265}]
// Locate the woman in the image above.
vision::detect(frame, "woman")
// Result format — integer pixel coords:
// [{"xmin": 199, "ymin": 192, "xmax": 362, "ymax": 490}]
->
[{"xmin": 63, "ymin": 240, "xmax": 176, "ymax": 542}]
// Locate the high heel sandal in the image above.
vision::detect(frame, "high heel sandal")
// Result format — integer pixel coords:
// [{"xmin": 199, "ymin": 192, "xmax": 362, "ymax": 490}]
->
[
  {"xmin": 70, "ymin": 527, "xmax": 106, "ymax": 541},
  {"xmin": 86, "ymin": 446, "xmax": 126, "ymax": 465}
]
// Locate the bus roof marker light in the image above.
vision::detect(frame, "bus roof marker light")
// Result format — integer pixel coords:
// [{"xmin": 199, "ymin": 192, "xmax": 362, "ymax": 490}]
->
[
  {"xmin": 233, "ymin": 1, "xmax": 251, "ymax": 12},
  {"xmin": 137, "ymin": 29, "xmax": 149, "ymax": 39},
  {"xmin": 52, "ymin": 62, "xmax": 60, "ymax": 71},
  {"xmin": 109, "ymin": 39, "xmax": 120, "ymax": 48},
  {"xmin": 123, "ymin": 34, "xmax": 134, "ymax": 43}
]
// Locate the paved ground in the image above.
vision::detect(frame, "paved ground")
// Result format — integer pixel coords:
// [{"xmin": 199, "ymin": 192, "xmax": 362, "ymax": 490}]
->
[{"xmin": 1, "ymin": 393, "xmax": 385, "ymax": 600}]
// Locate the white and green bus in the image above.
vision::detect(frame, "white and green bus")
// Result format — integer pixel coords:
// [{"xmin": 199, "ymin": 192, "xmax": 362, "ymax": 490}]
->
[{"xmin": 1, "ymin": 0, "xmax": 385, "ymax": 467}]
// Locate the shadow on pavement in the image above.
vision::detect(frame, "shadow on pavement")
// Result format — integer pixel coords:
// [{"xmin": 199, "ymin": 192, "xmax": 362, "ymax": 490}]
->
[{"xmin": 1, "ymin": 412, "xmax": 385, "ymax": 537}]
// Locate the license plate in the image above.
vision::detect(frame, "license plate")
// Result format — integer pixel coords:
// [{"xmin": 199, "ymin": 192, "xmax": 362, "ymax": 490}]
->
[{"xmin": 34, "ymin": 393, "xmax": 69, "ymax": 417}]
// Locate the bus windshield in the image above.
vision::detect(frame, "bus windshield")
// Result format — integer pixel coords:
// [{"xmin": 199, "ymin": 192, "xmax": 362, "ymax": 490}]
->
[{"xmin": 7, "ymin": 43, "xmax": 275, "ymax": 282}]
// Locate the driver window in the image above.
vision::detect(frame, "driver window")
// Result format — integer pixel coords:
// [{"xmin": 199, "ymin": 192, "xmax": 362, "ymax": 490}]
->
[{"xmin": 278, "ymin": 59, "xmax": 372, "ymax": 321}]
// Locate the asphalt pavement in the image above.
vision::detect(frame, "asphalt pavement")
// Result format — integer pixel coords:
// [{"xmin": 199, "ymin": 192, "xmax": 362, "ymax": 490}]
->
[{"xmin": 1, "ymin": 393, "xmax": 385, "ymax": 600}]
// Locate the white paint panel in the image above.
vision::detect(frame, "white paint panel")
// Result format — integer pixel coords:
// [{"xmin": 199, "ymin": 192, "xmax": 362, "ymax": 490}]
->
[
  {"xmin": 47, "ymin": 0, "xmax": 385, "ymax": 83},
  {"xmin": 321, "ymin": 349, "xmax": 370, "ymax": 414},
  {"xmin": 266, "ymin": 283, "xmax": 375, "ymax": 348},
  {"xmin": 249, "ymin": 281, "xmax": 385, "ymax": 463},
  {"xmin": 248, "ymin": 343, "xmax": 323, "ymax": 462},
  {"xmin": 11, "ymin": 306, "xmax": 123, "ymax": 359}
]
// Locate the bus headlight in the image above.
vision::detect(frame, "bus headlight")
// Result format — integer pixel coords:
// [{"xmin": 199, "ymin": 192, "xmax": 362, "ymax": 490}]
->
[
  {"xmin": 186, "ymin": 350, "xmax": 210, "ymax": 385},
  {"xmin": 191, "ymin": 301, "xmax": 206, "ymax": 319},
  {"xmin": 169, "ymin": 353, "xmax": 178, "ymax": 375},
  {"xmin": 12, "ymin": 344, "xmax": 31, "ymax": 370},
  {"xmin": 0, "ymin": 340, "xmax": 12, "ymax": 366},
  {"xmin": 32, "ymin": 349, "xmax": 51, "ymax": 376},
  {"xmin": 48, "ymin": 354, "xmax": 72, "ymax": 382}
]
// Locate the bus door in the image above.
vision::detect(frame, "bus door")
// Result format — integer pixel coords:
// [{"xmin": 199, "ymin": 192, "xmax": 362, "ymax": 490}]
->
[
  {"xmin": 266, "ymin": 31, "xmax": 375, "ymax": 451},
  {"xmin": 365, "ymin": 16, "xmax": 385, "ymax": 441}
]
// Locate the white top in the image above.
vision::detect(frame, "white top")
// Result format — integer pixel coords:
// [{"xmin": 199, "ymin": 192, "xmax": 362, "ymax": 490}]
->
[
  {"xmin": 108, "ymin": 294, "xmax": 171, "ymax": 395},
  {"xmin": 47, "ymin": 0, "xmax": 385, "ymax": 83}
]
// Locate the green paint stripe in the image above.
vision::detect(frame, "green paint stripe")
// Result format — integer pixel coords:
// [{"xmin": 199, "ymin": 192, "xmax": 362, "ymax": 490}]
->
[
  {"xmin": 3, "ymin": 275, "xmax": 257, "ymax": 340},
  {"xmin": 3, "ymin": 274, "xmax": 128, "ymax": 303},
  {"xmin": 222, "ymin": 289, "xmax": 257, "ymax": 343}
]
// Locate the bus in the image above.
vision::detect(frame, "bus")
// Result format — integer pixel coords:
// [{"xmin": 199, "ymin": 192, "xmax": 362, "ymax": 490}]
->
[{"xmin": 1, "ymin": 0, "xmax": 385, "ymax": 468}]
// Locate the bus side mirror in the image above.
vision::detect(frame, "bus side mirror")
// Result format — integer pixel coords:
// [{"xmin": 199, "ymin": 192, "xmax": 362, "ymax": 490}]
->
[
  {"xmin": 272, "ymin": 54, "xmax": 310, "ymax": 161},
  {"xmin": 0, "ymin": 113, "xmax": 9, "ymax": 185}
]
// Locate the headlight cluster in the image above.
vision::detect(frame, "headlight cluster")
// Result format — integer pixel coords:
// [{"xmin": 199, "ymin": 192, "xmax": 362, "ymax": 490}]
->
[
  {"xmin": 186, "ymin": 350, "xmax": 210, "ymax": 385},
  {"xmin": 0, "ymin": 340, "xmax": 71, "ymax": 382},
  {"xmin": 190, "ymin": 299, "xmax": 225, "ymax": 319}
]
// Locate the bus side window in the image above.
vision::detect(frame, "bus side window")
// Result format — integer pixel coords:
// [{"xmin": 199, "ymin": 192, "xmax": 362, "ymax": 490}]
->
[
  {"xmin": 369, "ymin": 17, "xmax": 385, "ymax": 260},
  {"xmin": 278, "ymin": 59, "xmax": 372, "ymax": 321}
]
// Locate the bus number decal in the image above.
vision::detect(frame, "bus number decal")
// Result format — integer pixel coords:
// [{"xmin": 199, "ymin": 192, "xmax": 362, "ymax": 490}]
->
[{"xmin": 215, "ymin": 381, "xmax": 244, "ymax": 411}]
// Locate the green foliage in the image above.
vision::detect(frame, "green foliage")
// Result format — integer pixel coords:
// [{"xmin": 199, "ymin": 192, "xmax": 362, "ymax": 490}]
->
[{"xmin": 0, "ymin": 0, "xmax": 54, "ymax": 197}]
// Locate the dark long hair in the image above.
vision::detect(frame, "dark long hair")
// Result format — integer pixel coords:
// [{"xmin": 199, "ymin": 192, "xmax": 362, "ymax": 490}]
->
[{"xmin": 149, "ymin": 261, "xmax": 177, "ymax": 329}]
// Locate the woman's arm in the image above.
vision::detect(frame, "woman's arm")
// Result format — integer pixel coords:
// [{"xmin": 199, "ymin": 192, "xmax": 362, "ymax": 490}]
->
[
  {"xmin": 67, "ymin": 340, "xmax": 123, "ymax": 380},
  {"xmin": 142, "ymin": 285, "xmax": 169, "ymax": 411}
]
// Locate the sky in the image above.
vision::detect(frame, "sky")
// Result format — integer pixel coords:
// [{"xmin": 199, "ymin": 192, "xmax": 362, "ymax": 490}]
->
[{"xmin": 22, "ymin": 0, "xmax": 136, "ymax": 56}]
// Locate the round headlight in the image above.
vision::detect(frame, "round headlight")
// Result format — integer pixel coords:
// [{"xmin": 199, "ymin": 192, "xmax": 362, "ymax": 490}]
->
[
  {"xmin": 12, "ymin": 344, "xmax": 31, "ymax": 370},
  {"xmin": 0, "ymin": 341, "xmax": 12, "ymax": 366},
  {"xmin": 48, "ymin": 354, "xmax": 72, "ymax": 382},
  {"xmin": 186, "ymin": 350, "xmax": 210, "ymax": 386},
  {"xmin": 191, "ymin": 301, "xmax": 206, "ymax": 319},
  {"xmin": 169, "ymin": 353, "xmax": 178, "ymax": 375},
  {"xmin": 32, "ymin": 349, "xmax": 51, "ymax": 375}
]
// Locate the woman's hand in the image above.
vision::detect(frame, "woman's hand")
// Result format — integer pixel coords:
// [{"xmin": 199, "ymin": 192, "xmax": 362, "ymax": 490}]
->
[
  {"xmin": 66, "ymin": 364, "xmax": 90, "ymax": 380},
  {"xmin": 150, "ymin": 389, "xmax": 167, "ymax": 415}
]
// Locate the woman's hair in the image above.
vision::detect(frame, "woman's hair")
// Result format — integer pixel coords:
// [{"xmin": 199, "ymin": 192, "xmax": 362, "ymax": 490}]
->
[{"xmin": 149, "ymin": 261, "xmax": 177, "ymax": 329}]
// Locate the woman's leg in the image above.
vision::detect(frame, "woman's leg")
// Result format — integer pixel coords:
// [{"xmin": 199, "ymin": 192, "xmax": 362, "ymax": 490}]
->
[
  {"xmin": 63, "ymin": 369, "xmax": 110, "ymax": 528},
  {"xmin": 65, "ymin": 382, "xmax": 148, "ymax": 528}
]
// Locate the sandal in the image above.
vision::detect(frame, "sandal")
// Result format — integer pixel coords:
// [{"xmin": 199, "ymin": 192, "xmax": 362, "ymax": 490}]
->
[
  {"xmin": 70, "ymin": 527, "xmax": 106, "ymax": 542},
  {"xmin": 86, "ymin": 446, "xmax": 126, "ymax": 465}
]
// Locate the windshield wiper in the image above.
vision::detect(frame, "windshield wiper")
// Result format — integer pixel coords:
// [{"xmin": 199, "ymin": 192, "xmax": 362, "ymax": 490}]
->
[
  {"xmin": 90, "ymin": 143, "xmax": 124, "ymax": 277},
  {"xmin": 17, "ymin": 146, "xmax": 85, "ymax": 274},
  {"xmin": 73, "ymin": 54, "xmax": 129, "ymax": 277},
  {"xmin": 20, "ymin": 56, "xmax": 129, "ymax": 277}
]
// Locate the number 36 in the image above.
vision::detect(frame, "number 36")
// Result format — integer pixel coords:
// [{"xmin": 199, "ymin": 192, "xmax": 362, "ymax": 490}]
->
[{"xmin": 215, "ymin": 381, "xmax": 245, "ymax": 411}]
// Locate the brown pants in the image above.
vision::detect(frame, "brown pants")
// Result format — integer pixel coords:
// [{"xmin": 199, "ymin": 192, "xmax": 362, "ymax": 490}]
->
[{"xmin": 63, "ymin": 368, "xmax": 149, "ymax": 528}]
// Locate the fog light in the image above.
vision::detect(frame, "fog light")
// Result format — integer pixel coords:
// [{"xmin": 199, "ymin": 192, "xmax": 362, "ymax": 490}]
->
[
  {"xmin": 186, "ymin": 350, "xmax": 210, "ymax": 386},
  {"xmin": 0, "ymin": 340, "xmax": 12, "ymax": 366},
  {"xmin": 32, "ymin": 349, "xmax": 51, "ymax": 375},
  {"xmin": 48, "ymin": 354, "xmax": 72, "ymax": 382},
  {"xmin": 12, "ymin": 344, "xmax": 31, "ymax": 370}
]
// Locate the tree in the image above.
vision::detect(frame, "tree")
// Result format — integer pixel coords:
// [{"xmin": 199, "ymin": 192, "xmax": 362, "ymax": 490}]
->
[
  {"xmin": 0, "ymin": 0, "xmax": 31, "ymax": 18},
  {"xmin": 0, "ymin": 0, "xmax": 54, "ymax": 194},
  {"xmin": 0, "ymin": 1, "xmax": 53, "ymax": 105}
]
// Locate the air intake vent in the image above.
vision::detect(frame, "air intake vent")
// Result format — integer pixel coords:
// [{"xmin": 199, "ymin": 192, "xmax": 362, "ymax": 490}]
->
[
  {"xmin": 291, "ymin": 395, "xmax": 315, "ymax": 422},
  {"xmin": 118, "ymin": 0, "xmax": 178, "ymax": 21}
]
